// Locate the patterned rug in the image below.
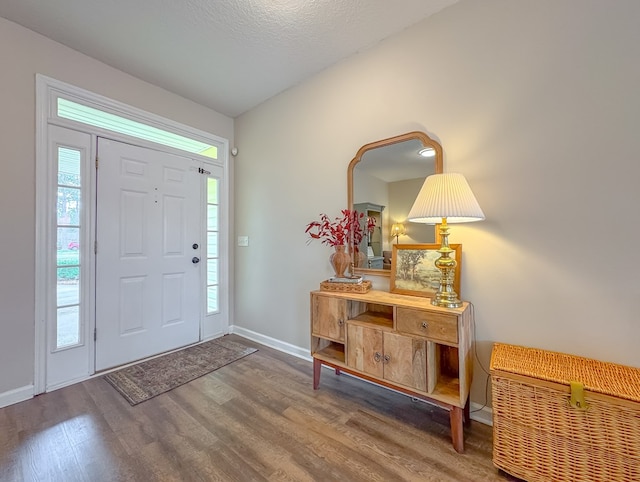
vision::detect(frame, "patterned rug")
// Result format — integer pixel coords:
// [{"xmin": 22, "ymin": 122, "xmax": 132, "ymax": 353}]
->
[{"xmin": 103, "ymin": 337, "xmax": 257, "ymax": 405}]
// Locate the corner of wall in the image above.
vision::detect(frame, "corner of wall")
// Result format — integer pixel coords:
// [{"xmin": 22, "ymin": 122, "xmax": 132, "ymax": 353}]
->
[
  {"xmin": 0, "ymin": 385, "xmax": 34, "ymax": 409},
  {"xmin": 230, "ymin": 325, "xmax": 312, "ymax": 361}
]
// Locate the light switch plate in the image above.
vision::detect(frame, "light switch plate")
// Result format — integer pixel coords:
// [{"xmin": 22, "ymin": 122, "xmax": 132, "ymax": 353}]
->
[{"xmin": 237, "ymin": 236, "xmax": 249, "ymax": 247}]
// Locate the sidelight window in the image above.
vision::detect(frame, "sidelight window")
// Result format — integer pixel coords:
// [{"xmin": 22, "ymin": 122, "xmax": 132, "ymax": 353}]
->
[
  {"xmin": 206, "ymin": 177, "xmax": 220, "ymax": 314},
  {"xmin": 56, "ymin": 147, "xmax": 82, "ymax": 349}
]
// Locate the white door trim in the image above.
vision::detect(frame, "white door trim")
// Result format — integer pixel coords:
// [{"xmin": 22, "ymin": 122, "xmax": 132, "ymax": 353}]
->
[{"xmin": 35, "ymin": 75, "xmax": 230, "ymax": 394}]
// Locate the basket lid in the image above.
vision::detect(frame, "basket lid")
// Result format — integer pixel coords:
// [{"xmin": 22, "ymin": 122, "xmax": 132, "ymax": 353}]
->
[{"xmin": 490, "ymin": 343, "xmax": 640, "ymax": 403}]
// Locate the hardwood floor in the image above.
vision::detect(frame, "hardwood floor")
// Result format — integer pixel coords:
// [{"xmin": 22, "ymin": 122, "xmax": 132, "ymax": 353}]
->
[{"xmin": 0, "ymin": 335, "xmax": 518, "ymax": 481}]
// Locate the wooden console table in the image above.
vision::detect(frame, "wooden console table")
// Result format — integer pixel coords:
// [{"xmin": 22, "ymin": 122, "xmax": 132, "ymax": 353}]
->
[{"xmin": 310, "ymin": 289, "xmax": 474, "ymax": 453}]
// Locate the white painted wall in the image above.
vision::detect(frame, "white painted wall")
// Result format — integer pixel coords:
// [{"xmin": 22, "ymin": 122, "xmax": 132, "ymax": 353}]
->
[
  {"xmin": 234, "ymin": 0, "xmax": 640, "ymax": 406},
  {"xmin": 0, "ymin": 17, "xmax": 233, "ymax": 398}
]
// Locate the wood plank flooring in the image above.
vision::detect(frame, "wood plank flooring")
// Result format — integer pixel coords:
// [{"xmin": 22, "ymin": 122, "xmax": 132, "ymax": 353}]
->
[{"xmin": 0, "ymin": 335, "xmax": 519, "ymax": 481}]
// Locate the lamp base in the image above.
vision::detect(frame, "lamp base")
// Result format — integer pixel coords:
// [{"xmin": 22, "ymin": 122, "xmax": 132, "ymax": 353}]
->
[
  {"xmin": 431, "ymin": 292, "xmax": 462, "ymax": 309},
  {"xmin": 431, "ymin": 219, "xmax": 462, "ymax": 309}
]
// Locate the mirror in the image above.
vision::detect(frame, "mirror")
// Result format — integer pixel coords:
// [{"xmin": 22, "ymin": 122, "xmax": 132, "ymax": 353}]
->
[{"xmin": 348, "ymin": 131, "xmax": 443, "ymax": 276}]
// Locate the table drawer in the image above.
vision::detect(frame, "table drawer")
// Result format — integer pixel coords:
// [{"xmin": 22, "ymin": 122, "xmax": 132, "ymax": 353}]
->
[{"xmin": 396, "ymin": 307, "xmax": 458, "ymax": 344}]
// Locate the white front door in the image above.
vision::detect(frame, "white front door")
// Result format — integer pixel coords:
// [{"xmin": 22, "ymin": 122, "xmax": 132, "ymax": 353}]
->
[{"xmin": 95, "ymin": 138, "xmax": 202, "ymax": 370}]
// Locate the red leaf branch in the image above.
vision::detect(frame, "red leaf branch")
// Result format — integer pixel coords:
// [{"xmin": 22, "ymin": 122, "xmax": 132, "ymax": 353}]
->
[{"xmin": 305, "ymin": 209, "xmax": 376, "ymax": 248}]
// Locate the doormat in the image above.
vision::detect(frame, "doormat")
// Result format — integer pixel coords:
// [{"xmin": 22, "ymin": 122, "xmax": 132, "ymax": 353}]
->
[{"xmin": 103, "ymin": 337, "xmax": 257, "ymax": 405}]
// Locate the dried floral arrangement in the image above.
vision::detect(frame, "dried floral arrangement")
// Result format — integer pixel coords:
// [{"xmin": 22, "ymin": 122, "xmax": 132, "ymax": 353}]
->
[{"xmin": 305, "ymin": 209, "xmax": 375, "ymax": 248}]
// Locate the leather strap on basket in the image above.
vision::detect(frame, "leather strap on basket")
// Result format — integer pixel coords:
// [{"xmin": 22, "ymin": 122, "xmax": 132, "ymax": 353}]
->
[{"xmin": 569, "ymin": 381, "xmax": 589, "ymax": 410}]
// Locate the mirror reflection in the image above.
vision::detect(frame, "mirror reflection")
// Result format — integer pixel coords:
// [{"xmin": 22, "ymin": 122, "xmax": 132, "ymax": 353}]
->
[{"xmin": 347, "ymin": 131, "xmax": 443, "ymax": 275}]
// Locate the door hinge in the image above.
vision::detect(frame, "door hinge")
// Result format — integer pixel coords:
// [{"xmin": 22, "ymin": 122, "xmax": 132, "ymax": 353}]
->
[
  {"xmin": 94, "ymin": 328, "xmax": 97, "ymax": 341},
  {"xmin": 95, "ymin": 157, "xmax": 99, "ymax": 169},
  {"xmin": 94, "ymin": 240, "xmax": 98, "ymax": 254}
]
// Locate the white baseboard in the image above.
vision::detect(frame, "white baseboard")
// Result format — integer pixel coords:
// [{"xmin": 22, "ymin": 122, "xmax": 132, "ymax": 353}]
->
[
  {"xmin": 0, "ymin": 384, "xmax": 34, "ymax": 409},
  {"xmin": 470, "ymin": 402, "xmax": 493, "ymax": 426},
  {"xmin": 230, "ymin": 325, "xmax": 312, "ymax": 361},
  {"xmin": 230, "ymin": 325, "xmax": 493, "ymax": 426}
]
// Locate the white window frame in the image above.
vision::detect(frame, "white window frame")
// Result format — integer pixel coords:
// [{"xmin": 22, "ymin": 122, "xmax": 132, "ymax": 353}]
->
[{"xmin": 35, "ymin": 75, "xmax": 230, "ymax": 394}]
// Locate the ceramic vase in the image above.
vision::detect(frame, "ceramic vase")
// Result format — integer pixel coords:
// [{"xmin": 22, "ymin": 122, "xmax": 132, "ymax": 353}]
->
[
  {"xmin": 349, "ymin": 247, "xmax": 366, "ymax": 268},
  {"xmin": 330, "ymin": 245, "xmax": 350, "ymax": 278}
]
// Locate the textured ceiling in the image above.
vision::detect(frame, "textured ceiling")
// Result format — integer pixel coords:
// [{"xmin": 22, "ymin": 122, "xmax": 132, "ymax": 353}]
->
[{"xmin": 0, "ymin": 0, "xmax": 458, "ymax": 117}]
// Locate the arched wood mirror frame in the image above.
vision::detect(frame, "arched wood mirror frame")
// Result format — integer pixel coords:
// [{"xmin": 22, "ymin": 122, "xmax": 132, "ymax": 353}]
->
[{"xmin": 347, "ymin": 131, "xmax": 443, "ymax": 277}]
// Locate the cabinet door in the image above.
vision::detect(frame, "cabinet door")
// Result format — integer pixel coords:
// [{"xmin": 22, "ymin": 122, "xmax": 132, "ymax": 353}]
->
[
  {"xmin": 347, "ymin": 324, "xmax": 383, "ymax": 378},
  {"xmin": 312, "ymin": 295, "xmax": 346, "ymax": 342},
  {"xmin": 383, "ymin": 332, "xmax": 427, "ymax": 392}
]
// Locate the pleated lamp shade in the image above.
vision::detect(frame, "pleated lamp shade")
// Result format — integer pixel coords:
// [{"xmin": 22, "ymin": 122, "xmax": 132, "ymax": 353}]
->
[
  {"xmin": 408, "ymin": 173, "xmax": 485, "ymax": 224},
  {"xmin": 390, "ymin": 223, "xmax": 406, "ymax": 236}
]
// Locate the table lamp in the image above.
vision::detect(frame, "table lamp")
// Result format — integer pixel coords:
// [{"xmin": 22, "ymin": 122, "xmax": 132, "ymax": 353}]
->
[
  {"xmin": 390, "ymin": 223, "xmax": 406, "ymax": 244},
  {"xmin": 407, "ymin": 173, "xmax": 484, "ymax": 308}
]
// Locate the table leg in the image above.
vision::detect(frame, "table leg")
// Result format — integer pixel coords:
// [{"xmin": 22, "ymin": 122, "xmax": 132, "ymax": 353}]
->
[
  {"xmin": 313, "ymin": 358, "xmax": 321, "ymax": 390},
  {"xmin": 450, "ymin": 406, "xmax": 464, "ymax": 453}
]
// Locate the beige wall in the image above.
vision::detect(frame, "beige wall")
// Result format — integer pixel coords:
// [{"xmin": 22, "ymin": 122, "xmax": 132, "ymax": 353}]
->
[
  {"xmin": 235, "ymin": 0, "xmax": 640, "ymax": 406},
  {"xmin": 0, "ymin": 17, "xmax": 233, "ymax": 395}
]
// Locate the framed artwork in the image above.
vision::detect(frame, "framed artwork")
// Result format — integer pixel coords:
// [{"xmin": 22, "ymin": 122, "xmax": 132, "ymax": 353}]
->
[{"xmin": 390, "ymin": 243, "xmax": 462, "ymax": 298}]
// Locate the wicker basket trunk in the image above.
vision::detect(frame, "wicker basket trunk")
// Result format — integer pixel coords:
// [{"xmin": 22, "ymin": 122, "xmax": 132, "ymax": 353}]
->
[{"xmin": 490, "ymin": 343, "xmax": 640, "ymax": 482}]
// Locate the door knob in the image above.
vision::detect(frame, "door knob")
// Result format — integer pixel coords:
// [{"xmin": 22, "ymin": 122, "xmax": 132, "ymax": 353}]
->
[
  {"xmin": 192, "ymin": 257, "xmax": 200, "ymax": 264},
  {"xmin": 192, "ymin": 243, "xmax": 199, "ymax": 249}
]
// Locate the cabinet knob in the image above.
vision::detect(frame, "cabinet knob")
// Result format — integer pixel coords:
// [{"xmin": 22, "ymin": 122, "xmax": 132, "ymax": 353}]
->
[
  {"xmin": 383, "ymin": 354, "xmax": 391, "ymax": 364},
  {"xmin": 374, "ymin": 352, "xmax": 382, "ymax": 362},
  {"xmin": 421, "ymin": 321, "xmax": 428, "ymax": 329},
  {"xmin": 337, "ymin": 319, "xmax": 344, "ymax": 326}
]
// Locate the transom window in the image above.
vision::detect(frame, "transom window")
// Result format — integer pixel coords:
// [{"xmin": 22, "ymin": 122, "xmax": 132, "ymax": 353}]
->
[{"xmin": 57, "ymin": 98, "xmax": 218, "ymax": 159}]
